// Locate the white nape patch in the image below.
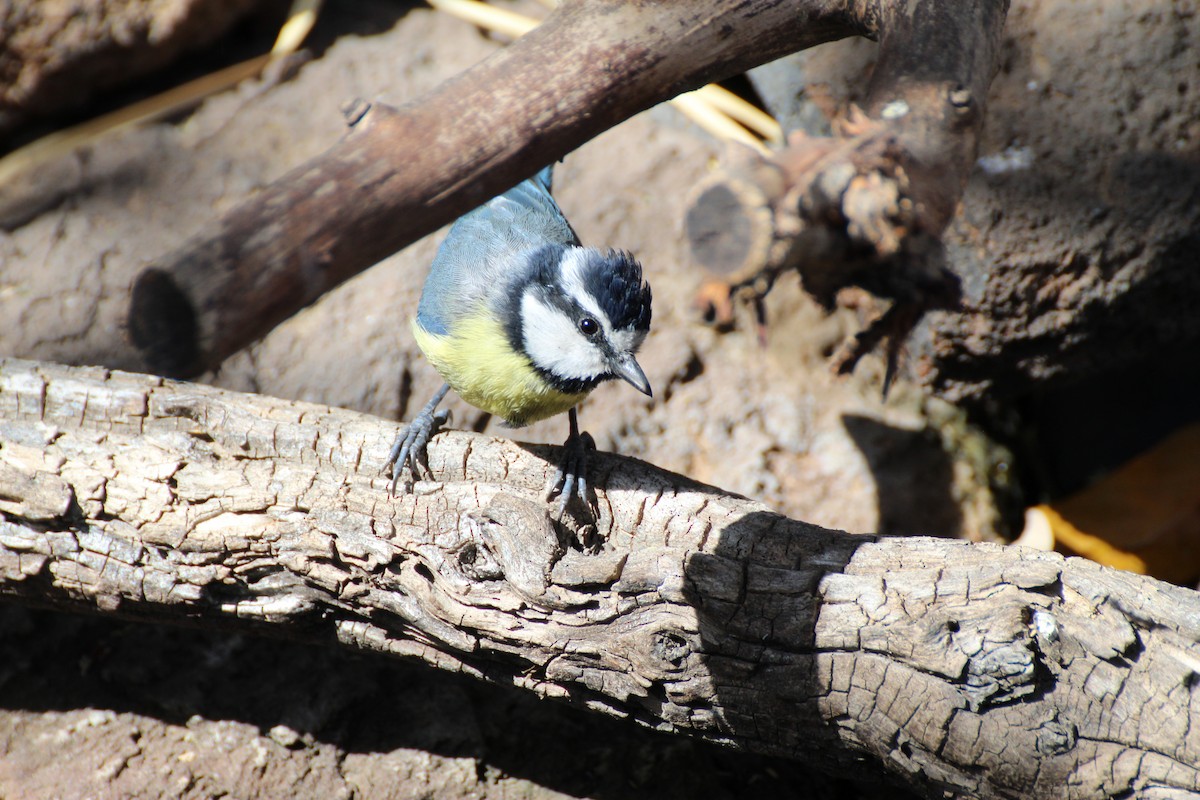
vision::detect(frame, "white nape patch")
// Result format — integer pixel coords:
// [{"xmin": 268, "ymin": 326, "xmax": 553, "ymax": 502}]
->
[
  {"xmin": 521, "ymin": 292, "xmax": 608, "ymax": 380},
  {"xmin": 558, "ymin": 248, "xmax": 613, "ymax": 334}
]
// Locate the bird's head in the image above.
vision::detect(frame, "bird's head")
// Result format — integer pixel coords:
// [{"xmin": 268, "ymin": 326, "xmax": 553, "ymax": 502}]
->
[{"xmin": 509, "ymin": 245, "xmax": 653, "ymax": 397}]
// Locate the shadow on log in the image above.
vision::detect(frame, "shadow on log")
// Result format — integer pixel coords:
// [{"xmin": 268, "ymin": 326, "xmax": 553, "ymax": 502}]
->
[{"xmin": 1, "ymin": 357, "xmax": 1198, "ymax": 799}]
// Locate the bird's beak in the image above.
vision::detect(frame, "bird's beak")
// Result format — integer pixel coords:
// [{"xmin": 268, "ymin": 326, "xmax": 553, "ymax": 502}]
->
[{"xmin": 610, "ymin": 353, "xmax": 652, "ymax": 397}]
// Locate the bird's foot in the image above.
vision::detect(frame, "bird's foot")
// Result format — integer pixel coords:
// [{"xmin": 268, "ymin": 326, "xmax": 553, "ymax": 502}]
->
[
  {"xmin": 547, "ymin": 429, "xmax": 597, "ymax": 517},
  {"xmin": 385, "ymin": 407, "xmax": 451, "ymax": 493}
]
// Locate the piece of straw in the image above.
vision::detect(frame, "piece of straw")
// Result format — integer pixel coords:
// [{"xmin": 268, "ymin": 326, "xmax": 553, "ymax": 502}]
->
[{"xmin": 426, "ymin": 0, "xmax": 777, "ymax": 154}]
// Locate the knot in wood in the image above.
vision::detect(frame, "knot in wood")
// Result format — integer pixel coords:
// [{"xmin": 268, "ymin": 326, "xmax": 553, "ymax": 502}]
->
[
  {"xmin": 1033, "ymin": 714, "xmax": 1078, "ymax": 757},
  {"xmin": 459, "ymin": 495, "xmax": 564, "ymax": 603},
  {"xmin": 454, "ymin": 540, "xmax": 504, "ymax": 582},
  {"xmin": 129, "ymin": 269, "xmax": 202, "ymax": 378},
  {"xmin": 650, "ymin": 630, "xmax": 693, "ymax": 666},
  {"xmin": 957, "ymin": 608, "xmax": 1045, "ymax": 711},
  {"xmin": 340, "ymin": 97, "xmax": 372, "ymax": 127}
]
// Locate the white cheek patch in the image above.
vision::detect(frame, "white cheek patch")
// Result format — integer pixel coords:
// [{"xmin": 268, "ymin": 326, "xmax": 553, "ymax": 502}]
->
[{"xmin": 521, "ymin": 293, "xmax": 608, "ymax": 380}]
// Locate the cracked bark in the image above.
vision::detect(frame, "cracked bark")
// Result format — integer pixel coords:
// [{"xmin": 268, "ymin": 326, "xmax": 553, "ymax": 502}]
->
[{"xmin": 1, "ymin": 357, "xmax": 1198, "ymax": 800}]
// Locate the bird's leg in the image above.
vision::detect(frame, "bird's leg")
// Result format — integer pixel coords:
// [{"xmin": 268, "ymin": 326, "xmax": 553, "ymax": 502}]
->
[
  {"xmin": 385, "ymin": 383, "xmax": 451, "ymax": 493},
  {"xmin": 547, "ymin": 406, "xmax": 597, "ymax": 516}
]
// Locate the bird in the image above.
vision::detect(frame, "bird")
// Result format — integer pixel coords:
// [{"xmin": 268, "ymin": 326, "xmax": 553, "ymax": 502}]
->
[{"xmin": 385, "ymin": 164, "xmax": 653, "ymax": 515}]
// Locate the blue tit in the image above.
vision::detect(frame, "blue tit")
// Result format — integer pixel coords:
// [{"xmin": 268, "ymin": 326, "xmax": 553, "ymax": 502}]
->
[{"xmin": 386, "ymin": 165, "xmax": 653, "ymax": 514}]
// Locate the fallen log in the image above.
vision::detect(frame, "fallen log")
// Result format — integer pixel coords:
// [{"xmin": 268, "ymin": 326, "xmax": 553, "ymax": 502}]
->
[{"xmin": 1, "ymin": 357, "xmax": 1197, "ymax": 800}]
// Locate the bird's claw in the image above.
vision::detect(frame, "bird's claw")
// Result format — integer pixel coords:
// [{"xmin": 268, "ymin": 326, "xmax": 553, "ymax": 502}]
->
[
  {"xmin": 385, "ymin": 407, "xmax": 450, "ymax": 493},
  {"xmin": 547, "ymin": 430, "xmax": 597, "ymax": 517}
]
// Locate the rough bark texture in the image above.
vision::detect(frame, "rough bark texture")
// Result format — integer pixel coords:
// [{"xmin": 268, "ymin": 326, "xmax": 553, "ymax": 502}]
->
[
  {"xmin": 686, "ymin": 0, "xmax": 1008, "ymax": 383},
  {"xmin": 125, "ymin": 0, "xmax": 866, "ymax": 377},
  {"xmin": 687, "ymin": 0, "xmax": 1005, "ymax": 294},
  {"xmin": 914, "ymin": 0, "xmax": 1200, "ymax": 403},
  {"xmin": 2, "ymin": 357, "xmax": 1198, "ymax": 800},
  {"xmin": 0, "ymin": 3, "xmax": 1195, "ymax": 791},
  {"xmin": 693, "ymin": 1, "xmax": 1200, "ymax": 407},
  {"xmin": 0, "ymin": 0, "xmax": 262, "ymax": 138}
]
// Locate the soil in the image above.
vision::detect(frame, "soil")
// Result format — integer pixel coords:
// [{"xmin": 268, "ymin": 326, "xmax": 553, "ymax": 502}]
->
[{"xmin": 0, "ymin": 605, "xmax": 888, "ymax": 799}]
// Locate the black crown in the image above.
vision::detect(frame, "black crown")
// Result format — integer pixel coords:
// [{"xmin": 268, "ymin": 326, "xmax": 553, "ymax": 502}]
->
[{"xmin": 584, "ymin": 250, "xmax": 652, "ymax": 333}]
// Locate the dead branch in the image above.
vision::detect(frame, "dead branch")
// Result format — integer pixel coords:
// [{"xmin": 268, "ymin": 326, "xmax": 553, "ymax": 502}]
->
[
  {"xmin": 686, "ymin": 0, "xmax": 1007, "ymax": 377},
  {"xmin": 126, "ymin": 0, "xmax": 868, "ymax": 377},
  {"xmin": 1, "ymin": 357, "xmax": 1197, "ymax": 800}
]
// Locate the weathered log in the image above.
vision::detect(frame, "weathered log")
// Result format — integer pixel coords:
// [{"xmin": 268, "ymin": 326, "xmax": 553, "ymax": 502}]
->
[{"xmin": 1, "ymin": 356, "xmax": 1197, "ymax": 799}]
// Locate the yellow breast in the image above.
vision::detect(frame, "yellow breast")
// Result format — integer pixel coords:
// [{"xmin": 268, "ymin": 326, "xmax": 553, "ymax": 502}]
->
[{"xmin": 412, "ymin": 314, "xmax": 587, "ymax": 427}]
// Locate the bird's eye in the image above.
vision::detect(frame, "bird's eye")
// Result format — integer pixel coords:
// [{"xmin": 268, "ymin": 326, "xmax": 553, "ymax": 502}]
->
[{"xmin": 579, "ymin": 317, "xmax": 599, "ymax": 336}]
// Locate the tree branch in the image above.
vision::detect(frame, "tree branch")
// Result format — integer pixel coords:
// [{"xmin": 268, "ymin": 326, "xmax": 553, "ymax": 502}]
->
[
  {"xmin": 1, "ymin": 357, "xmax": 1197, "ymax": 799},
  {"xmin": 686, "ymin": 0, "xmax": 1008, "ymax": 380},
  {"xmin": 126, "ymin": 0, "xmax": 865, "ymax": 377}
]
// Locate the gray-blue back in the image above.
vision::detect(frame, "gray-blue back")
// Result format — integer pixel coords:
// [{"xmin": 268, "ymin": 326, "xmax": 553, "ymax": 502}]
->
[{"xmin": 416, "ymin": 166, "xmax": 579, "ymax": 335}]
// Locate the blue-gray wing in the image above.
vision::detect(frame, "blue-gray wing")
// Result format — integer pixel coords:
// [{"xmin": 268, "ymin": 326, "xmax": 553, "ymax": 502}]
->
[{"xmin": 417, "ymin": 165, "xmax": 578, "ymax": 335}]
